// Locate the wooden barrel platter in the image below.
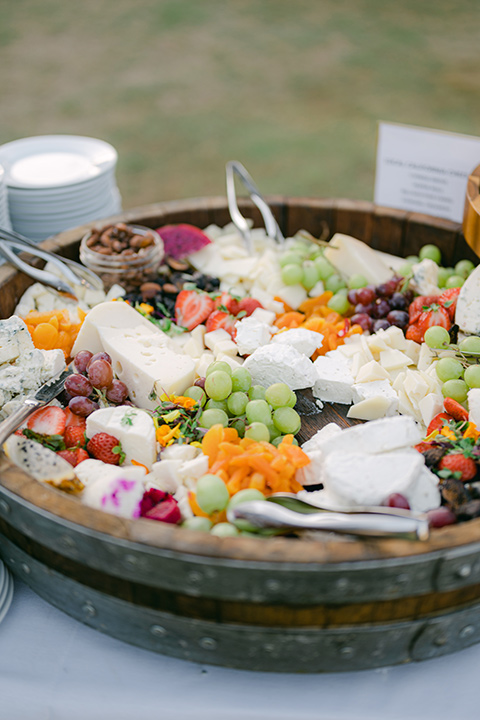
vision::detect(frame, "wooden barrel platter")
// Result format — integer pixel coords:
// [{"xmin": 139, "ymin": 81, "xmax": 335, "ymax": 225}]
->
[{"xmin": 1, "ymin": 196, "xmax": 480, "ymax": 673}]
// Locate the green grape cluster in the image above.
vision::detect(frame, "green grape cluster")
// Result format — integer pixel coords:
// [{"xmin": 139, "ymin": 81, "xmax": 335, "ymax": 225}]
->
[
  {"xmin": 278, "ymin": 238, "xmax": 364, "ymax": 315},
  {"xmin": 181, "ymin": 484, "xmax": 268, "ymax": 537},
  {"xmin": 184, "ymin": 361, "xmax": 301, "ymax": 444},
  {"xmin": 398, "ymin": 243, "xmax": 475, "ymax": 289},
  {"xmin": 424, "ymin": 329, "xmax": 480, "ymax": 402}
]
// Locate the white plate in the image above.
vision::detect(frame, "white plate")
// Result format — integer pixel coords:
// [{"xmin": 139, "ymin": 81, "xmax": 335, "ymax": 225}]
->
[
  {"xmin": 7, "ymin": 168, "xmax": 117, "ymax": 201},
  {"xmin": 10, "ymin": 191, "xmax": 120, "ymax": 221},
  {"xmin": 0, "ymin": 570, "xmax": 14, "ymax": 625},
  {"xmin": 0, "ymin": 135, "xmax": 117, "ymax": 190}
]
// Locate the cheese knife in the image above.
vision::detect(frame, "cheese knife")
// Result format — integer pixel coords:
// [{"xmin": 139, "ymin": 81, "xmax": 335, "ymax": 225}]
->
[{"xmin": 0, "ymin": 366, "xmax": 73, "ymax": 445}]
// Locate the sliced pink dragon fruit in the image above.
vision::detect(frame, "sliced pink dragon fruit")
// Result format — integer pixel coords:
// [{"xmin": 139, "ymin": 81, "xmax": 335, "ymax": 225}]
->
[
  {"xmin": 140, "ymin": 487, "xmax": 167, "ymax": 516},
  {"xmin": 156, "ymin": 223, "xmax": 211, "ymax": 259},
  {"xmin": 143, "ymin": 494, "xmax": 181, "ymax": 524}
]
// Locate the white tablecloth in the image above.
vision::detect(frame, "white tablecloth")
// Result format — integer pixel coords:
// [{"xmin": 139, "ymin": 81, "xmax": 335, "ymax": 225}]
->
[{"xmin": 0, "ymin": 577, "xmax": 475, "ymax": 720}]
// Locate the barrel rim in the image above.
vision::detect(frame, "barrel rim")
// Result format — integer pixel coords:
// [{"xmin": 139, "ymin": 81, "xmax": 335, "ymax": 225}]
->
[{"xmin": 0, "ymin": 197, "xmax": 474, "ymax": 567}]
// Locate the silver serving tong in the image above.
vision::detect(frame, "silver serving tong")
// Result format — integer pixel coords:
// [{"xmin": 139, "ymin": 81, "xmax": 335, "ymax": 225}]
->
[
  {"xmin": 227, "ymin": 496, "xmax": 429, "ymax": 541},
  {"xmin": 0, "ymin": 226, "xmax": 104, "ymax": 300},
  {"xmin": 226, "ymin": 160, "xmax": 284, "ymax": 254}
]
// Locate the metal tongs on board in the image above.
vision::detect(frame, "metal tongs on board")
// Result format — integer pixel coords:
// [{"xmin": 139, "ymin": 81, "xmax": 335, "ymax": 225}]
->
[
  {"xmin": 0, "ymin": 226, "xmax": 103, "ymax": 300},
  {"xmin": 227, "ymin": 493, "xmax": 430, "ymax": 541},
  {"xmin": 226, "ymin": 160, "xmax": 284, "ymax": 254}
]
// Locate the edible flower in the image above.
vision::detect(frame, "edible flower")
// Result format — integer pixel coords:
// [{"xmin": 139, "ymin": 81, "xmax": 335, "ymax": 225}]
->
[
  {"xmin": 156, "ymin": 423, "xmax": 181, "ymax": 446},
  {"xmin": 158, "ymin": 392, "xmax": 197, "ymax": 410},
  {"xmin": 463, "ymin": 423, "xmax": 480, "ymax": 442},
  {"xmin": 440, "ymin": 426, "xmax": 457, "ymax": 442}
]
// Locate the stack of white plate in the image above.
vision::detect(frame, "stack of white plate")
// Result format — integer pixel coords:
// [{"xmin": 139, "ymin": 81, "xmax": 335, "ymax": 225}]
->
[
  {"xmin": 0, "ymin": 163, "xmax": 12, "ymax": 230},
  {"xmin": 0, "ymin": 559, "xmax": 14, "ymax": 625},
  {"xmin": 0, "ymin": 135, "xmax": 122, "ymax": 242}
]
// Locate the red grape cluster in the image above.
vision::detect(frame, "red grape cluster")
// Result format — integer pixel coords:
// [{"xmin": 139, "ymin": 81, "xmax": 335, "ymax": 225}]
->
[
  {"xmin": 66, "ymin": 351, "xmax": 129, "ymax": 417},
  {"xmin": 348, "ymin": 276, "xmax": 412, "ymax": 333}
]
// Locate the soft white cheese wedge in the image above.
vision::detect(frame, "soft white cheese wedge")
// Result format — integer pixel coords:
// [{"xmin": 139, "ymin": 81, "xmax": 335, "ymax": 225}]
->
[
  {"xmin": 297, "ymin": 423, "xmax": 342, "ymax": 486},
  {"xmin": 317, "ymin": 415, "xmax": 422, "ymax": 457},
  {"xmin": 99, "ymin": 327, "xmax": 196, "ymax": 410},
  {"xmin": 322, "ymin": 450, "xmax": 425, "ymax": 508},
  {"xmin": 72, "ymin": 300, "xmax": 161, "ymax": 356},
  {"xmin": 86, "ymin": 405, "xmax": 157, "ymax": 469},
  {"xmin": 270, "ymin": 328, "xmax": 324, "ymax": 357},
  {"xmin": 312, "ymin": 355, "xmax": 355, "ymax": 404},
  {"xmin": 408, "ymin": 466, "xmax": 441, "ymax": 512},
  {"xmin": 244, "ymin": 344, "xmax": 317, "ymax": 390},
  {"xmin": 234, "ymin": 317, "xmax": 272, "ymax": 355},
  {"xmin": 323, "ymin": 233, "xmax": 392, "ymax": 284}
]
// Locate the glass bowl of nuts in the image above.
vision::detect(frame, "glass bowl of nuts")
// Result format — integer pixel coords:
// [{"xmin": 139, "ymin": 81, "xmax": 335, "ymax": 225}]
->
[{"xmin": 79, "ymin": 222, "xmax": 164, "ymax": 291}]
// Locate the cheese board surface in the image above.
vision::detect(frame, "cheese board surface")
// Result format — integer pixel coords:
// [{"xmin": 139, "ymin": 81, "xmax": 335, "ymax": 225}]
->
[{"xmin": 1, "ymin": 196, "xmax": 480, "ymax": 672}]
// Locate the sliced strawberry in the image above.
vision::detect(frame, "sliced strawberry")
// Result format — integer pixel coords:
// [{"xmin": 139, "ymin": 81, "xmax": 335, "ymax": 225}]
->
[
  {"xmin": 174, "ymin": 289, "xmax": 215, "ymax": 331},
  {"xmin": 237, "ymin": 298, "xmax": 263, "ymax": 317},
  {"xmin": 156, "ymin": 224, "xmax": 211, "ymax": 259},
  {"xmin": 87, "ymin": 432, "xmax": 124, "ymax": 465},
  {"xmin": 64, "ymin": 408, "xmax": 87, "ymax": 430},
  {"xmin": 405, "ymin": 323, "xmax": 425, "ymax": 343},
  {"xmin": 443, "ymin": 397, "xmax": 469, "ymax": 422},
  {"xmin": 438, "ymin": 453, "xmax": 477, "ymax": 482},
  {"xmin": 64, "ymin": 425, "xmax": 86, "ymax": 449},
  {"xmin": 57, "ymin": 448, "xmax": 89, "ymax": 467},
  {"xmin": 438, "ymin": 287, "xmax": 461, "ymax": 321},
  {"xmin": 205, "ymin": 309, "xmax": 237, "ymax": 338},
  {"xmin": 426, "ymin": 412, "xmax": 454, "ymax": 435},
  {"xmin": 214, "ymin": 291, "xmax": 240, "ymax": 315},
  {"xmin": 27, "ymin": 406, "xmax": 66, "ymax": 436},
  {"xmin": 406, "ymin": 303, "xmax": 451, "ymax": 344},
  {"xmin": 414, "ymin": 441, "xmax": 434, "ymax": 453},
  {"xmin": 408, "ymin": 295, "xmax": 439, "ymax": 323}
]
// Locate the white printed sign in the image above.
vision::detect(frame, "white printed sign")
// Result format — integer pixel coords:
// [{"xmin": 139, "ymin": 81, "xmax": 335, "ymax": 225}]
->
[{"xmin": 374, "ymin": 122, "xmax": 480, "ymax": 223}]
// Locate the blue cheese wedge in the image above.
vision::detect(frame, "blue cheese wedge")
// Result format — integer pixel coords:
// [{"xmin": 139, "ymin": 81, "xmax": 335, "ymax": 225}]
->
[
  {"xmin": 455, "ymin": 264, "xmax": 480, "ymax": 335},
  {"xmin": 0, "ymin": 315, "xmax": 35, "ymax": 364}
]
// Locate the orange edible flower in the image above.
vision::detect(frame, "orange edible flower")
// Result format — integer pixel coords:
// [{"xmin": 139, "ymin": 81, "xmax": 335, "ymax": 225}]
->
[{"xmin": 156, "ymin": 423, "xmax": 181, "ymax": 446}]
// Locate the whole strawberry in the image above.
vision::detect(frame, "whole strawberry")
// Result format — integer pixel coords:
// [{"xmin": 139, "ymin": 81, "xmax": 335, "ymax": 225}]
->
[
  {"xmin": 438, "ymin": 453, "xmax": 477, "ymax": 482},
  {"xmin": 64, "ymin": 426, "xmax": 86, "ymax": 449},
  {"xmin": 87, "ymin": 433, "xmax": 125, "ymax": 465}
]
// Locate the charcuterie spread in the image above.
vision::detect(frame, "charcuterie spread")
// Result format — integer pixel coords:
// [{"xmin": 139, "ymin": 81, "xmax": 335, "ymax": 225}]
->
[{"xmin": 2, "ymin": 219, "xmax": 480, "ymax": 539}]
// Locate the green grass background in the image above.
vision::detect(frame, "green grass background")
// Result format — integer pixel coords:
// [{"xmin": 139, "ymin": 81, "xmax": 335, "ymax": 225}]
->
[{"xmin": 1, "ymin": 0, "xmax": 479, "ymax": 211}]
